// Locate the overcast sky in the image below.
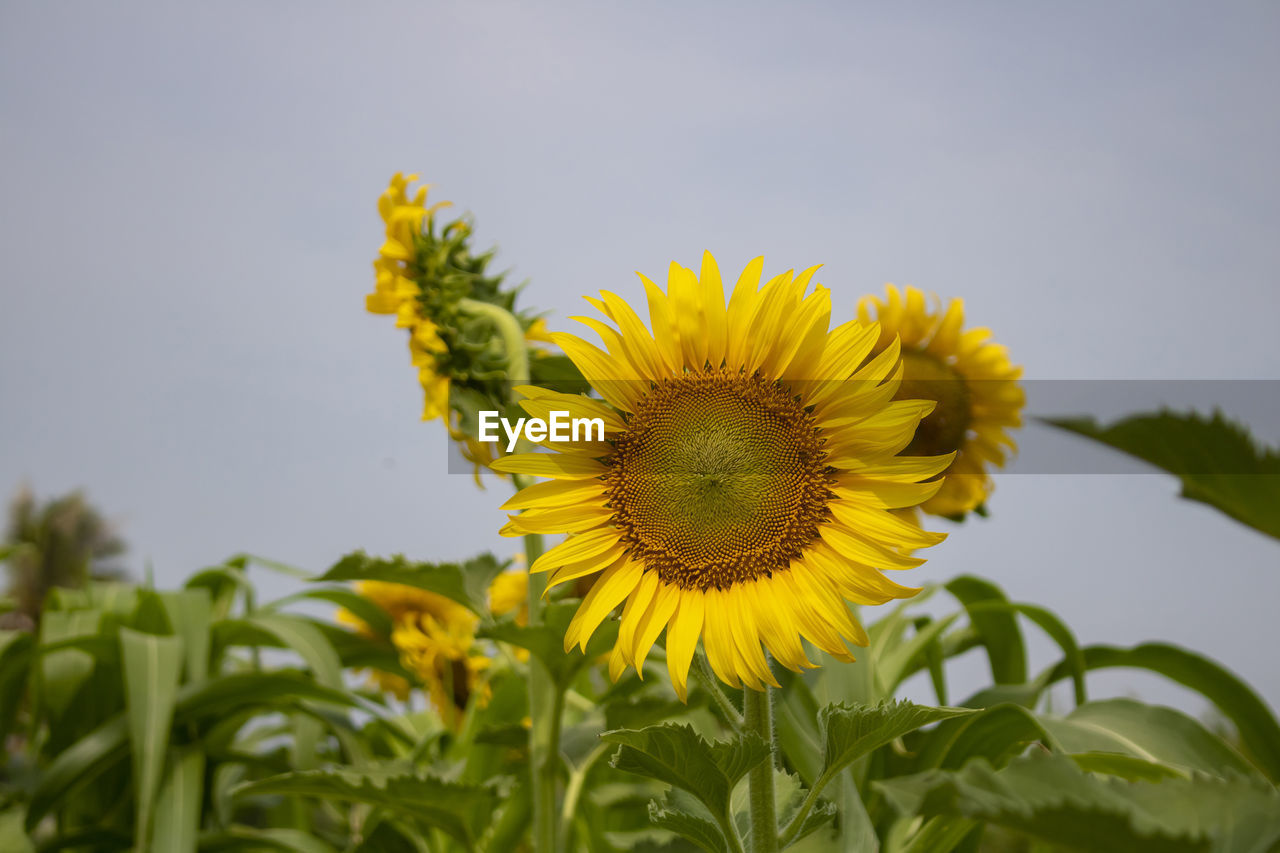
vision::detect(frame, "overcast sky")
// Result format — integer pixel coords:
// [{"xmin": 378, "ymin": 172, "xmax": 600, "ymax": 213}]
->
[{"xmin": 3, "ymin": 2, "xmax": 1278, "ymax": 713}]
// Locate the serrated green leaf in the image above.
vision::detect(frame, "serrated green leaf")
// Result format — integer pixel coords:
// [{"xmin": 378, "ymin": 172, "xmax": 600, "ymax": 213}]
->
[
  {"xmin": 119, "ymin": 627, "xmax": 184, "ymax": 851},
  {"xmin": 647, "ymin": 795, "xmax": 728, "ymax": 853},
  {"xmin": 1044, "ymin": 410, "xmax": 1280, "ymax": 540},
  {"xmin": 820, "ymin": 700, "xmax": 974, "ymax": 782},
  {"xmin": 877, "ymin": 751, "xmax": 1280, "ymax": 853},
  {"xmin": 602, "ymin": 723, "xmax": 768, "ymax": 841},
  {"xmin": 1041, "ymin": 642, "xmax": 1280, "ymax": 782},
  {"xmin": 234, "ymin": 768, "xmax": 499, "ymax": 849},
  {"xmin": 317, "ymin": 551, "xmax": 504, "ymax": 616}
]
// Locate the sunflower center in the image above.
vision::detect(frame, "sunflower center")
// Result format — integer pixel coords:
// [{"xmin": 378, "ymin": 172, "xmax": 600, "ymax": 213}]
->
[
  {"xmin": 896, "ymin": 349, "xmax": 972, "ymax": 457},
  {"xmin": 605, "ymin": 371, "xmax": 833, "ymax": 591}
]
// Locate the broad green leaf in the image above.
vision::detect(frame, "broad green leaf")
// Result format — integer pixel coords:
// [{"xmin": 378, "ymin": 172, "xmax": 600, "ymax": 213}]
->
[
  {"xmin": 917, "ymin": 703, "xmax": 1057, "ymax": 771},
  {"xmin": 26, "ymin": 671, "xmax": 363, "ymax": 830},
  {"xmin": 1044, "ymin": 410, "xmax": 1280, "ymax": 540},
  {"xmin": 235, "ymin": 613, "xmax": 343, "ymax": 687},
  {"xmin": 120, "ymin": 627, "xmax": 184, "ymax": 852},
  {"xmin": 481, "ymin": 602, "xmax": 618, "ymax": 689},
  {"xmin": 771, "ymin": 767, "xmax": 836, "ymax": 849},
  {"xmin": 159, "ymin": 588, "xmax": 213, "ymax": 683},
  {"xmin": 946, "ymin": 577, "xmax": 1027, "ymax": 685},
  {"xmin": 317, "ymin": 551, "xmax": 504, "ymax": 616},
  {"xmin": 878, "ymin": 751, "xmax": 1280, "ymax": 853},
  {"xmin": 1041, "ymin": 698, "xmax": 1258, "ymax": 779},
  {"xmin": 1042, "ymin": 642, "xmax": 1280, "ymax": 782},
  {"xmin": 1068, "ymin": 752, "xmax": 1184, "ymax": 782},
  {"xmin": 874, "ymin": 612, "xmax": 962, "ymax": 696},
  {"xmin": 234, "ymin": 768, "xmax": 499, "ymax": 849},
  {"xmin": 198, "ymin": 827, "xmax": 340, "ymax": 853},
  {"xmin": 151, "ymin": 748, "xmax": 205, "ymax": 853},
  {"xmin": 602, "ymin": 724, "xmax": 769, "ymax": 838}
]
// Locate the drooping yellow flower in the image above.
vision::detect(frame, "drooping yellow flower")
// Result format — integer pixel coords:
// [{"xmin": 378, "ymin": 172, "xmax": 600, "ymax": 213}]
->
[
  {"xmin": 340, "ymin": 581, "xmax": 490, "ymax": 723},
  {"xmin": 492, "ymin": 253, "xmax": 949, "ymax": 700},
  {"xmin": 857, "ymin": 286, "xmax": 1023, "ymax": 518}
]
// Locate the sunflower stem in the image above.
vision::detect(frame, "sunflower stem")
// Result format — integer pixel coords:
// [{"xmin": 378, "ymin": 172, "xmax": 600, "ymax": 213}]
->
[
  {"xmin": 692, "ymin": 650, "xmax": 744, "ymax": 731},
  {"xmin": 743, "ymin": 684, "xmax": 779, "ymax": 853}
]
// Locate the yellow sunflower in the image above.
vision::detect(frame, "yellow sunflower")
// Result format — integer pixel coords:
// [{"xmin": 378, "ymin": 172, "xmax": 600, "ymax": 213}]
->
[
  {"xmin": 491, "ymin": 253, "xmax": 950, "ymax": 699},
  {"xmin": 857, "ymin": 286, "xmax": 1023, "ymax": 518},
  {"xmin": 339, "ymin": 581, "xmax": 490, "ymax": 724}
]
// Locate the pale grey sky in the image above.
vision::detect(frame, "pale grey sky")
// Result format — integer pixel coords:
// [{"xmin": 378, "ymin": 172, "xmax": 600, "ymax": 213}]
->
[{"xmin": 2, "ymin": 2, "xmax": 1278, "ymax": 712}]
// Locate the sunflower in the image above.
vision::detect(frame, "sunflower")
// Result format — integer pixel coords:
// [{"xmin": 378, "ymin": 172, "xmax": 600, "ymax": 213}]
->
[
  {"xmin": 491, "ymin": 253, "xmax": 950, "ymax": 699},
  {"xmin": 364, "ymin": 173, "xmax": 550, "ymax": 480},
  {"xmin": 857, "ymin": 286, "xmax": 1023, "ymax": 518},
  {"xmin": 339, "ymin": 581, "xmax": 490, "ymax": 723}
]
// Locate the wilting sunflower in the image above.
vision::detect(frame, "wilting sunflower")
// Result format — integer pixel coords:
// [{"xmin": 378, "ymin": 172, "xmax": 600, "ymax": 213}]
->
[
  {"xmin": 857, "ymin": 286, "xmax": 1023, "ymax": 518},
  {"xmin": 492, "ymin": 253, "xmax": 950, "ymax": 699},
  {"xmin": 338, "ymin": 581, "xmax": 490, "ymax": 724}
]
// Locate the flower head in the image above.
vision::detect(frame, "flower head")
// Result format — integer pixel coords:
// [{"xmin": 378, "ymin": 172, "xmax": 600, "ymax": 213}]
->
[
  {"xmin": 492, "ymin": 253, "xmax": 949, "ymax": 700},
  {"xmin": 340, "ymin": 581, "xmax": 490, "ymax": 723},
  {"xmin": 857, "ymin": 286, "xmax": 1023, "ymax": 518},
  {"xmin": 365, "ymin": 172, "xmax": 553, "ymax": 478}
]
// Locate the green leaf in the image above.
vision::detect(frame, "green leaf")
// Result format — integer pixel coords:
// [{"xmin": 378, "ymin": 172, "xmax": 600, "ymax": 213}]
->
[
  {"xmin": 877, "ymin": 751, "xmax": 1280, "ymax": 853},
  {"xmin": 26, "ymin": 671, "xmax": 363, "ymax": 830},
  {"xmin": 317, "ymin": 551, "xmax": 504, "ymax": 616},
  {"xmin": 0, "ymin": 630, "xmax": 33, "ymax": 741},
  {"xmin": 38, "ymin": 608, "xmax": 102, "ymax": 720},
  {"xmin": 916, "ymin": 703, "xmax": 1057, "ymax": 771},
  {"xmin": 819, "ymin": 700, "xmax": 974, "ymax": 783},
  {"xmin": 198, "ymin": 827, "xmax": 340, "ymax": 853},
  {"xmin": 602, "ymin": 724, "xmax": 769, "ymax": 841},
  {"xmin": 480, "ymin": 602, "xmax": 618, "ymax": 689},
  {"xmin": 648, "ymin": 794, "xmax": 728, "ymax": 853},
  {"xmin": 945, "ymin": 577, "xmax": 1027, "ymax": 685},
  {"xmin": 119, "ymin": 627, "xmax": 184, "ymax": 851},
  {"xmin": 159, "ymin": 589, "xmax": 212, "ymax": 684},
  {"xmin": 233, "ymin": 768, "xmax": 499, "ymax": 849},
  {"xmin": 226, "ymin": 613, "xmax": 343, "ymax": 687},
  {"xmin": 1041, "ymin": 698, "xmax": 1259, "ymax": 779},
  {"xmin": 151, "ymin": 748, "xmax": 205, "ymax": 853},
  {"xmin": 1044, "ymin": 410, "xmax": 1280, "ymax": 540},
  {"xmin": 0, "ymin": 808, "xmax": 34, "ymax": 853},
  {"xmin": 1041, "ymin": 642, "xmax": 1280, "ymax": 782},
  {"xmin": 267, "ymin": 587, "xmax": 392, "ymax": 638}
]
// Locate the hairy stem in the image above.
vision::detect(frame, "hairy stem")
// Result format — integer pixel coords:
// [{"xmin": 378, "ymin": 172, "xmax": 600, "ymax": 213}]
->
[{"xmin": 743, "ymin": 685, "xmax": 779, "ymax": 853}]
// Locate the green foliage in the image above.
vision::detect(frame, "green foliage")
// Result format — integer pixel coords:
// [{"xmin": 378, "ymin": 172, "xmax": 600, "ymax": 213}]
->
[
  {"xmin": 1045, "ymin": 409, "xmax": 1280, "ymax": 540},
  {"xmin": 317, "ymin": 551, "xmax": 504, "ymax": 617},
  {"xmin": 878, "ymin": 752, "xmax": 1280, "ymax": 853}
]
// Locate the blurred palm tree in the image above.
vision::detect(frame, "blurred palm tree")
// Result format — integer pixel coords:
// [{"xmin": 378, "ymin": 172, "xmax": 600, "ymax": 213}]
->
[{"xmin": 1, "ymin": 485, "xmax": 127, "ymax": 628}]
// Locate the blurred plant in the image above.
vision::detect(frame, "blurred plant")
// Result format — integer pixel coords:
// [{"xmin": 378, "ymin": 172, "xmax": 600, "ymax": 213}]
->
[
  {"xmin": 1, "ymin": 486, "xmax": 127, "ymax": 628},
  {"xmin": 858, "ymin": 286, "xmax": 1025, "ymax": 520}
]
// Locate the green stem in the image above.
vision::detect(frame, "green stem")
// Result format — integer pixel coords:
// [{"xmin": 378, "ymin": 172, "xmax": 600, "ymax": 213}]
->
[
  {"xmin": 692, "ymin": 650, "xmax": 744, "ymax": 732},
  {"xmin": 743, "ymin": 685, "xmax": 779, "ymax": 853},
  {"xmin": 462, "ymin": 297, "xmax": 561, "ymax": 851}
]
